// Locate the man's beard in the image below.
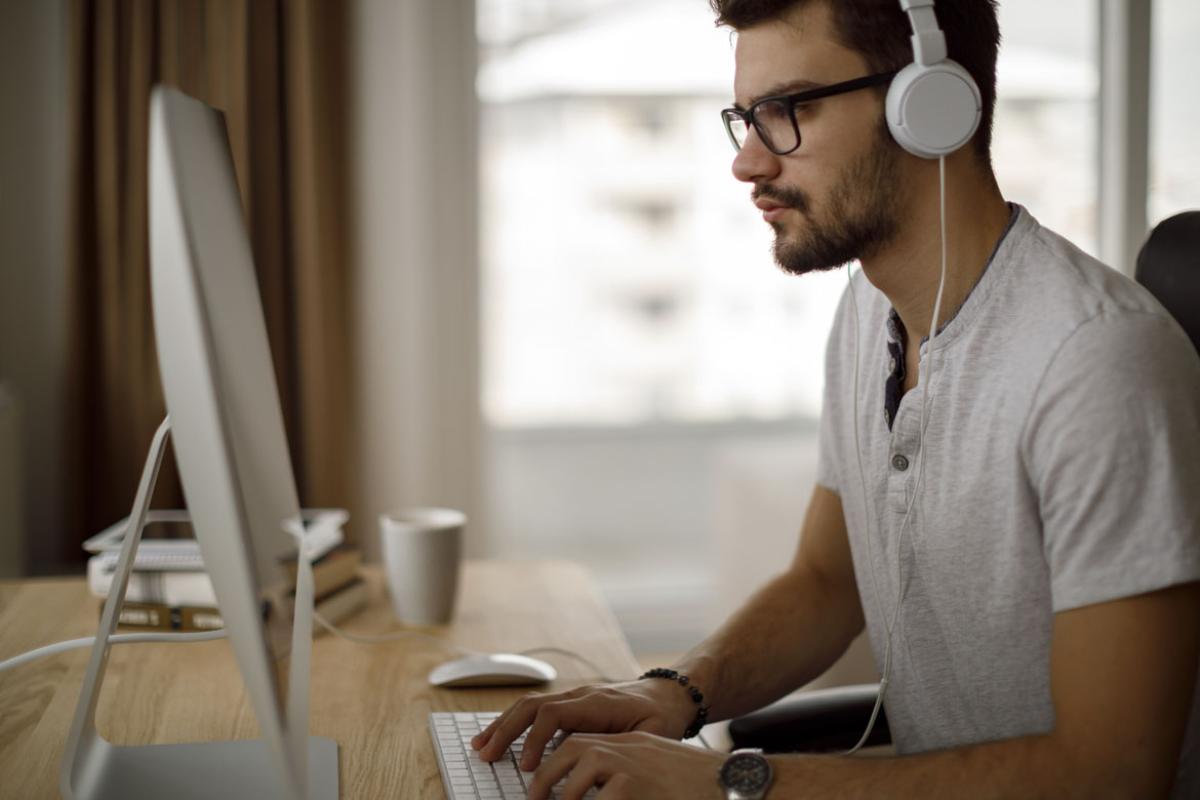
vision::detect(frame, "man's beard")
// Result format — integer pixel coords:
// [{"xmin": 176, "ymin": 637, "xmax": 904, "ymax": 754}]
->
[{"xmin": 758, "ymin": 129, "xmax": 903, "ymax": 276}]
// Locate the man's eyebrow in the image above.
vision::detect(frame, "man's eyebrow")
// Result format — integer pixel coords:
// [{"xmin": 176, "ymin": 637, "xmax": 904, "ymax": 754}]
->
[{"xmin": 734, "ymin": 79, "xmax": 824, "ymax": 110}]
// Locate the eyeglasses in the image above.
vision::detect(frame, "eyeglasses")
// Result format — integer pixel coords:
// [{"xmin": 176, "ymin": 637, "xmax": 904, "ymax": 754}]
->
[{"xmin": 721, "ymin": 71, "xmax": 897, "ymax": 155}]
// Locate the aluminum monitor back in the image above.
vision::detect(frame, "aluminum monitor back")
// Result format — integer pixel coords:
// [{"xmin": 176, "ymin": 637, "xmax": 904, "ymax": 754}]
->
[{"xmin": 148, "ymin": 84, "xmax": 305, "ymax": 795}]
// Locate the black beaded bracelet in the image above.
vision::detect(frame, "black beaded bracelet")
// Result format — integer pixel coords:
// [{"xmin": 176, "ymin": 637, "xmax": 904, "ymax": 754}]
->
[{"xmin": 639, "ymin": 667, "xmax": 710, "ymax": 739}]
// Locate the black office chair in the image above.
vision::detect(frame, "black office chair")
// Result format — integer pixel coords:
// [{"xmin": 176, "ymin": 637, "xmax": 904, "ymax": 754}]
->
[
  {"xmin": 728, "ymin": 211, "xmax": 1200, "ymax": 754},
  {"xmin": 728, "ymin": 682, "xmax": 892, "ymax": 753},
  {"xmin": 1135, "ymin": 210, "xmax": 1200, "ymax": 355}
]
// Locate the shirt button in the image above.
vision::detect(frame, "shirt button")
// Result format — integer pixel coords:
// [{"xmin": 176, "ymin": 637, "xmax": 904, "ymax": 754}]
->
[
  {"xmin": 888, "ymin": 356, "xmax": 897, "ymax": 373},
  {"xmin": 891, "ymin": 454, "xmax": 910, "ymax": 472}
]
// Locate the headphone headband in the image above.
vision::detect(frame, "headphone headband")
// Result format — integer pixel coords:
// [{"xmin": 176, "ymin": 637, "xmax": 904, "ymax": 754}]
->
[{"xmin": 899, "ymin": 0, "xmax": 948, "ymax": 65}]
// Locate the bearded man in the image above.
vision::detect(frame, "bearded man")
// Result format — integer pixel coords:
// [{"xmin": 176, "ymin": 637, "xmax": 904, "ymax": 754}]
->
[{"xmin": 473, "ymin": 2, "xmax": 1200, "ymax": 797}]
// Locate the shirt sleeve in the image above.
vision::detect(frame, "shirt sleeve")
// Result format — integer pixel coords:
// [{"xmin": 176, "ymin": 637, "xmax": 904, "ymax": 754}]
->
[
  {"xmin": 816, "ymin": 285, "xmax": 852, "ymax": 495},
  {"xmin": 1021, "ymin": 309, "xmax": 1200, "ymax": 612}
]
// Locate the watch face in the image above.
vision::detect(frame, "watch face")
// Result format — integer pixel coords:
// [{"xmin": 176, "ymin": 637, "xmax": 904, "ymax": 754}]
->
[{"xmin": 720, "ymin": 753, "xmax": 771, "ymax": 792}]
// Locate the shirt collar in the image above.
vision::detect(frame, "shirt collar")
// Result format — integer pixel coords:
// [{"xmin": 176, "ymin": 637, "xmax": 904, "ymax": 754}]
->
[{"xmin": 885, "ymin": 202, "xmax": 1021, "ymax": 348}]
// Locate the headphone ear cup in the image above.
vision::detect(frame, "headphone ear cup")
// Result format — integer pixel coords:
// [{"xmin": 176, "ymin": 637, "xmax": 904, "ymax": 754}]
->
[{"xmin": 886, "ymin": 60, "xmax": 982, "ymax": 159}]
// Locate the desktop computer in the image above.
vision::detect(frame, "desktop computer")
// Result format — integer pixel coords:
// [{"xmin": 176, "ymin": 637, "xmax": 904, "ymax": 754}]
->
[
  {"xmin": 56, "ymin": 84, "xmax": 593, "ymax": 800},
  {"xmin": 59, "ymin": 86, "xmax": 337, "ymax": 800}
]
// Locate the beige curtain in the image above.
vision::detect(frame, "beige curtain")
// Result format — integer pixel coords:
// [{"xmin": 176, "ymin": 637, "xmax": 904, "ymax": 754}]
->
[{"xmin": 64, "ymin": 0, "xmax": 350, "ymax": 562}]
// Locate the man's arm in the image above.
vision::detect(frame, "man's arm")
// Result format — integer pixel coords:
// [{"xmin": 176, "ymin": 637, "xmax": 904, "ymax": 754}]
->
[
  {"xmin": 524, "ymin": 581, "xmax": 1200, "ymax": 800},
  {"xmin": 474, "ymin": 484, "xmax": 865, "ymax": 765},
  {"xmin": 765, "ymin": 581, "xmax": 1200, "ymax": 799},
  {"xmin": 673, "ymin": 484, "xmax": 866, "ymax": 722}
]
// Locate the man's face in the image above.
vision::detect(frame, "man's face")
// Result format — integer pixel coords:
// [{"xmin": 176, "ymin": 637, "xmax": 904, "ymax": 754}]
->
[{"xmin": 731, "ymin": 2, "xmax": 904, "ymax": 275}]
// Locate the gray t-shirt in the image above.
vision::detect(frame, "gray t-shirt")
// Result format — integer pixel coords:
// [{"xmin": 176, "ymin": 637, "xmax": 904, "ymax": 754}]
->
[{"xmin": 816, "ymin": 205, "xmax": 1200, "ymax": 795}]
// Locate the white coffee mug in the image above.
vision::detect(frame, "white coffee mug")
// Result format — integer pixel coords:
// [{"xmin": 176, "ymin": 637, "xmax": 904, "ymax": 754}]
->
[{"xmin": 380, "ymin": 508, "xmax": 465, "ymax": 626}]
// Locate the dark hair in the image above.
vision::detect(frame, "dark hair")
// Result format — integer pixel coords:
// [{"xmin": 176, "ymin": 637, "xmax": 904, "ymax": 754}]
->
[{"xmin": 711, "ymin": 0, "xmax": 1001, "ymax": 164}]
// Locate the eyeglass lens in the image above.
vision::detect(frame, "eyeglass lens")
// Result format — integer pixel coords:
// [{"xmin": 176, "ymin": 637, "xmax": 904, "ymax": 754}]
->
[{"xmin": 725, "ymin": 99, "xmax": 799, "ymax": 154}]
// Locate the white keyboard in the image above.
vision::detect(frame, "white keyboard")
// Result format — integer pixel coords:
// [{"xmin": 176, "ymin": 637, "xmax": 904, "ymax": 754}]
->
[{"xmin": 429, "ymin": 712, "xmax": 598, "ymax": 799}]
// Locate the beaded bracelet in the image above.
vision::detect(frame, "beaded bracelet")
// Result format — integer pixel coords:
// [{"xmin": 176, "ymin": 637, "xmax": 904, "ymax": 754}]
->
[{"xmin": 639, "ymin": 667, "xmax": 710, "ymax": 739}]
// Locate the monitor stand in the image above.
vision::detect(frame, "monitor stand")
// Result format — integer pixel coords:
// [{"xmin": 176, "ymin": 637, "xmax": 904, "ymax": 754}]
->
[{"xmin": 60, "ymin": 418, "xmax": 339, "ymax": 799}]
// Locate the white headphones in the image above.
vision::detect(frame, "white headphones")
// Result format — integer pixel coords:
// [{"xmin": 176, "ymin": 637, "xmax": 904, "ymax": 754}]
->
[{"xmin": 886, "ymin": 0, "xmax": 982, "ymax": 159}]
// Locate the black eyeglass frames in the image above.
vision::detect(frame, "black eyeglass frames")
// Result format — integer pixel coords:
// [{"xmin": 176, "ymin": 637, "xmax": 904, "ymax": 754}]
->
[{"xmin": 721, "ymin": 71, "xmax": 897, "ymax": 155}]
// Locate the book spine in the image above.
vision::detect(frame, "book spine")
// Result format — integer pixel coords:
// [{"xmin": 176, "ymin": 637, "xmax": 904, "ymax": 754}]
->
[
  {"xmin": 108, "ymin": 601, "xmax": 222, "ymax": 631},
  {"xmin": 181, "ymin": 606, "xmax": 224, "ymax": 630},
  {"xmin": 114, "ymin": 602, "xmax": 174, "ymax": 630},
  {"xmin": 89, "ymin": 549, "xmax": 361, "ymax": 606},
  {"xmin": 283, "ymin": 548, "xmax": 363, "ymax": 598},
  {"xmin": 106, "ymin": 575, "xmax": 366, "ymax": 633}
]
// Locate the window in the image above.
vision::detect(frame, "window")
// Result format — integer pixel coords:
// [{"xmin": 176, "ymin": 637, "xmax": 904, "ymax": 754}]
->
[
  {"xmin": 480, "ymin": 1, "xmax": 1101, "ymax": 430},
  {"xmin": 477, "ymin": 0, "xmax": 1102, "ymax": 652},
  {"xmin": 479, "ymin": 2, "xmax": 843, "ymax": 428},
  {"xmin": 1149, "ymin": 0, "xmax": 1200, "ymax": 225},
  {"xmin": 992, "ymin": 0, "xmax": 1098, "ymax": 255}
]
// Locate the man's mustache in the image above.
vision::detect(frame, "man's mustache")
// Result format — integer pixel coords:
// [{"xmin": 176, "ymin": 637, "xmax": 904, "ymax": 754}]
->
[{"xmin": 753, "ymin": 184, "xmax": 810, "ymax": 213}]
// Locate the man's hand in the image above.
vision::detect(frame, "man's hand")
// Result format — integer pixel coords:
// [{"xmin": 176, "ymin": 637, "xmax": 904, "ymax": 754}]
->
[
  {"xmin": 471, "ymin": 680, "xmax": 697, "ymax": 770},
  {"xmin": 524, "ymin": 731, "xmax": 726, "ymax": 800}
]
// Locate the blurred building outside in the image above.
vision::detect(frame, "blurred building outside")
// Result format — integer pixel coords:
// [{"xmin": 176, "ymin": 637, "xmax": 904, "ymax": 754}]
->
[{"xmin": 475, "ymin": 0, "xmax": 1173, "ymax": 655}]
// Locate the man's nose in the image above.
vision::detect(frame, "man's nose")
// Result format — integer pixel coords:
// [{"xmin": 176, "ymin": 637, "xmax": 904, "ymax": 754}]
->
[{"xmin": 731, "ymin": 128, "xmax": 782, "ymax": 185}]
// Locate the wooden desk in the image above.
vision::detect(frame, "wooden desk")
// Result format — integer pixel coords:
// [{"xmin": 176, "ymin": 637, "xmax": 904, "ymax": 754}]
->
[{"xmin": 0, "ymin": 561, "xmax": 641, "ymax": 798}]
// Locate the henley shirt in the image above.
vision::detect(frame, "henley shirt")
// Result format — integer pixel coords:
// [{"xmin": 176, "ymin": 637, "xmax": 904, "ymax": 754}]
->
[{"xmin": 816, "ymin": 204, "xmax": 1200, "ymax": 796}]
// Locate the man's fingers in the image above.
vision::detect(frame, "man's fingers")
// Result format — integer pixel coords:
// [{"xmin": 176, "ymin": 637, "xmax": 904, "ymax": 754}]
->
[
  {"xmin": 471, "ymin": 718, "xmax": 496, "ymax": 749},
  {"xmin": 558, "ymin": 747, "xmax": 611, "ymax": 800},
  {"xmin": 593, "ymin": 771, "xmax": 633, "ymax": 799},
  {"xmin": 472, "ymin": 708, "xmax": 513, "ymax": 750},
  {"xmin": 527, "ymin": 737, "xmax": 596, "ymax": 800},
  {"xmin": 520, "ymin": 700, "xmax": 578, "ymax": 770},
  {"xmin": 475, "ymin": 693, "xmax": 552, "ymax": 760},
  {"xmin": 471, "ymin": 707, "xmax": 506, "ymax": 751},
  {"xmin": 473, "ymin": 683, "xmax": 639, "ymax": 764}
]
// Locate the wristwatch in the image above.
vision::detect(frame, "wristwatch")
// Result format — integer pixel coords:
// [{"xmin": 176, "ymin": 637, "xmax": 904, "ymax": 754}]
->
[{"xmin": 718, "ymin": 748, "xmax": 773, "ymax": 800}]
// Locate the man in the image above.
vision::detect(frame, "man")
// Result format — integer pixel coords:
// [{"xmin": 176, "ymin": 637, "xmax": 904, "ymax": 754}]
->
[{"xmin": 473, "ymin": 1, "xmax": 1200, "ymax": 796}]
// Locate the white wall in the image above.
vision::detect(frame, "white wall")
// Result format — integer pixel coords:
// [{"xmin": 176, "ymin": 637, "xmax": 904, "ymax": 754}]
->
[
  {"xmin": 0, "ymin": 0, "xmax": 69, "ymax": 575},
  {"xmin": 348, "ymin": 0, "xmax": 485, "ymax": 559}
]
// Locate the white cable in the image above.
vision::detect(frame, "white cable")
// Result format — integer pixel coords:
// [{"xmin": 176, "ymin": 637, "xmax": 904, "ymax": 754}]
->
[
  {"xmin": 514, "ymin": 647, "xmax": 627, "ymax": 684},
  {"xmin": 6, "ymin": 531, "xmax": 623, "ymax": 688},
  {"xmin": 4, "ymin": 540, "xmax": 619, "ymax": 685},
  {"xmin": 0, "ymin": 629, "xmax": 227, "ymax": 673},
  {"xmin": 311, "ymin": 609, "xmax": 481, "ymax": 652},
  {"xmin": 2, "ymin": 614, "xmax": 625, "ymax": 686},
  {"xmin": 844, "ymin": 261, "xmax": 889, "ymax": 756},
  {"xmin": 845, "ymin": 155, "xmax": 949, "ymax": 755},
  {"xmin": 311, "ymin": 611, "xmax": 627, "ymax": 683},
  {"xmin": 846, "ymin": 262, "xmax": 888, "ymax": 648},
  {"xmin": 885, "ymin": 154, "xmax": 948, "ymax": 639}
]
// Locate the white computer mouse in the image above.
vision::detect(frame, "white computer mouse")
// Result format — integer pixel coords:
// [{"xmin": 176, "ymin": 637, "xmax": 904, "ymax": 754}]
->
[{"xmin": 428, "ymin": 653, "xmax": 558, "ymax": 688}]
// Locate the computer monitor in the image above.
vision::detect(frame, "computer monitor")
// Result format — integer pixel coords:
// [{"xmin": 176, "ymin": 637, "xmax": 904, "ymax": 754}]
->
[
  {"xmin": 150, "ymin": 82, "xmax": 308, "ymax": 784},
  {"xmin": 60, "ymin": 86, "xmax": 337, "ymax": 799}
]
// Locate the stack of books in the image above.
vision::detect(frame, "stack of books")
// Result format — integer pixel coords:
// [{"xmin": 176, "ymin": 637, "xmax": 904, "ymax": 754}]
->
[{"xmin": 87, "ymin": 516, "xmax": 367, "ymax": 633}]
